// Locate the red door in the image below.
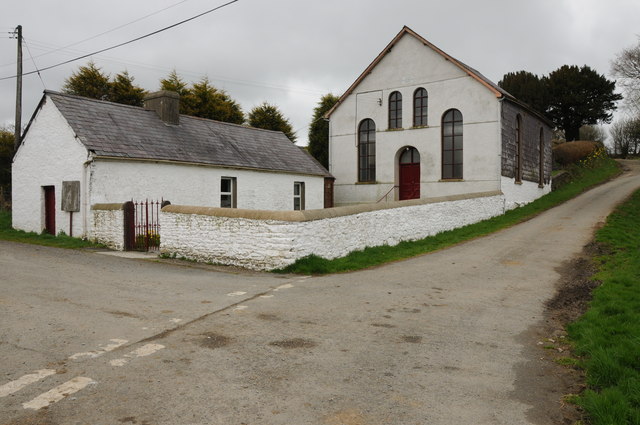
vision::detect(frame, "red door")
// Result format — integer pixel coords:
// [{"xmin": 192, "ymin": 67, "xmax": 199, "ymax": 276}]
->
[
  {"xmin": 43, "ymin": 186, "xmax": 56, "ymax": 235},
  {"xmin": 399, "ymin": 147, "xmax": 420, "ymax": 200}
]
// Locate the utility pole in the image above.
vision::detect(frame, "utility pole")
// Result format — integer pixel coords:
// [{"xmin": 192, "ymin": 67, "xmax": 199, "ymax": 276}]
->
[{"xmin": 14, "ymin": 25, "xmax": 22, "ymax": 152}]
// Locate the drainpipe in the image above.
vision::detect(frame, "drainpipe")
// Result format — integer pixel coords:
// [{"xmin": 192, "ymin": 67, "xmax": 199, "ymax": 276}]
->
[{"xmin": 82, "ymin": 154, "xmax": 94, "ymax": 238}]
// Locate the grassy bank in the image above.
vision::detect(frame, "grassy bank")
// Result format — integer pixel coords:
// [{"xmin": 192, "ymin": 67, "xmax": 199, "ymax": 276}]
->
[
  {"xmin": 0, "ymin": 210, "xmax": 101, "ymax": 249},
  {"xmin": 568, "ymin": 189, "xmax": 640, "ymax": 424},
  {"xmin": 276, "ymin": 152, "xmax": 620, "ymax": 275}
]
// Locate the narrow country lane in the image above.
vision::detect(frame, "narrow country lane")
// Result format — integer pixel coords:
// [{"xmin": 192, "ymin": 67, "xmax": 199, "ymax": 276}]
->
[{"xmin": 1, "ymin": 160, "xmax": 639, "ymax": 425}]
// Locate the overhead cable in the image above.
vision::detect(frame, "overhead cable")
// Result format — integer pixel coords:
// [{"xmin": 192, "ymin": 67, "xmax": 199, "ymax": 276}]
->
[{"xmin": 0, "ymin": 0, "xmax": 239, "ymax": 81}]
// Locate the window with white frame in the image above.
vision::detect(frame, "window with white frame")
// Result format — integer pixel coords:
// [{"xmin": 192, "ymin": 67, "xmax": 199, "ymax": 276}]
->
[
  {"xmin": 220, "ymin": 177, "xmax": 236, "ymax": 208},
  {"xmin": 293, "ymin": 182, "xmax": 305, "ymax": 210}
]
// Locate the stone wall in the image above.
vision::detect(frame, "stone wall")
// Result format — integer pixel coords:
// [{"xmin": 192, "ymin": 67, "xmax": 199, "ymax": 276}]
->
[
  {"xmin": 91, "ymin": 204, "xmax": 125, "ymax": 250},
  {"xmin": 501, "ymin": 100, "xmax": 553, "ymax": 184},
  {"xmin": 160, "ymin": 191, "xmax": 505, "ymax": 271}
]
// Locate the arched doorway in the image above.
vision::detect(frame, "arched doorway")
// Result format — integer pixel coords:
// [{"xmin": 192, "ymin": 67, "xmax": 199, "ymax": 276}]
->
[{"xmin": 399, "ymin": 147, "xmax": 420, "ymax": 200}]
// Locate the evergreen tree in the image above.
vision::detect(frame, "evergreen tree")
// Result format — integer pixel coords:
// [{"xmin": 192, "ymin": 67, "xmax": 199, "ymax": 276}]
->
[
  {"xmin": 160, "ymin": 70, "xmax": 191, "ymax": 114},
  {"xmin": 62, "ymin": 61, "xmax": 111, "ymax": 100},
  {"xmin": 307, "ymin": 93, "xmax": 339, "ymax": 168},
  {"xmin": 183, "ymin": 77, "xmax": 244, "ymax": 124},
  {"xmin": 248, "ymin": 102, "xmax": 296, "ymax": 142},
  {"xmin": 0, "ymin": 127, "xmax": 14, "ymax": 200},
  {"xmin": 110, "ymin": 71, "xmax": 146, "ymax": 107},
  {"xmin": 546, "ymin": 65, "xmax": 622, "ymax": 141},
  {"xmin": 498, "ymin": 71, "xmax": 548, "ymax": 114}
]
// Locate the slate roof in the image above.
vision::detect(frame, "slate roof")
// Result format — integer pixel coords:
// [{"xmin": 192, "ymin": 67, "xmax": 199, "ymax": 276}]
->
[{"xmin": 44, "ymin": 91, "xmax": 330, "ymax": 177}]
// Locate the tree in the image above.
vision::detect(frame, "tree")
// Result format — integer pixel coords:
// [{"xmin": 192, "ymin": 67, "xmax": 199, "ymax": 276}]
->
[
  {"xmin": 0, "ymin": 127, "xmax": 14, "ymax": 206},
  {"xmin": 545, "ymin": 65, "xmax": 622, "ymax": 142},
  {"xmin": 62, "ymin": 61, "xmax": 111, "ymax": 100},
  {"xmin": 579, "ymin": 125, "xmax": 607, "ymax": 144},
  {"xmin": 498, "ymin": 71, "xmax": 548, "ymax": 114},
  {"xmin": 182, "ymin": 77, "xmax": 244, "ymax": 124},
  {"xmin": 611, "ymin": 39, "xmax": 640, "ymax": 112},
  {"xmin": 110, "ymin": 71, "xmax": 146, "ymax": 107},
  {"xmin": 160, "ymin": 70, "xmax": 191, "ymax": 113},
  {"xmin": 248, "ymin": 102, "xmax": 296, "ymax": 142},
  {"xmin": 307, "ymin": 93, "xmax": 339, "ymax": 168},
  {"xmin": 610, "ymin": 117, "xmax": 640, "ymax": 158}
]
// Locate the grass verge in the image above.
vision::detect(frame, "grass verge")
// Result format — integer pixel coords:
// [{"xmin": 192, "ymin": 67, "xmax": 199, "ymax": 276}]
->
[
  {"xmin": 567, "ymin": 189, "xmax": 640, "ymax": 424},
  {"xmin": 0, "ymin": 210, "xmax": 102, "ymax": 249},
  {"xmin": 275, "ymin": 154, "xmax": 620, "ymax": 275}
]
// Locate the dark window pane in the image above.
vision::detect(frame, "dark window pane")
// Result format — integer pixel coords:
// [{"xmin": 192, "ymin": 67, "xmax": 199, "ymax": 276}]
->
[
  {"xmin": 454, "ymin": 149, "xmax": 463, "ymax": 164},
  {"xmin": 442, "ymin": 166, "xmax": 452, "ymax": 180},
  {"xmin": 221, "ymin": 178, "xmax": 230, "ymax": 192},
  {"xmin": 443, "ymin": 136, "xmax": 453, "ymax": 151},
  {"xmin": 221, "ymin": 195, "xmax": 232, "ymax": 208},
  {"xmin": 294, "ymin": 198, "xmax": 300, "ymax": 210},
  {"xmin": 453, "ymin": 164, "xmax": 463, "ymax": 179}
]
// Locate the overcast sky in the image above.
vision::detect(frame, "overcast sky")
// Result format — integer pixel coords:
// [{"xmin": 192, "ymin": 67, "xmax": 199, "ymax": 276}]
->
[{"xmin": 1, "ymin": 0, "xmax": 639, "ymax": 145}]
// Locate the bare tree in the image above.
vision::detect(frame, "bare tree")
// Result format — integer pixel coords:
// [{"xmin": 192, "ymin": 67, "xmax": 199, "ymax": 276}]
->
[
  {"xmin": 611, "ymin": 39, "xmax": 640, "ymax": 112},
  {"xmin": 579, "ymin": 125, "xmax": 607, "ymax": 144},
  {"xmin": 610, "ymin": 117, "xmax": 640, "ymax": 157}
]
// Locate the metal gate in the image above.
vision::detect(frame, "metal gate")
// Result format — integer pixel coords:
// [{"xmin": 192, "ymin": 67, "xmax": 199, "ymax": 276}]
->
[{"xmin": 124, "ymin": 199, "xmax": 162, "ymax": 251}]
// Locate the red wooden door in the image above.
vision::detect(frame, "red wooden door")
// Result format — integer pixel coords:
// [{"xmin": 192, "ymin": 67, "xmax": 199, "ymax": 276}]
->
[
  {"xmin": 399, "ymin": 147, "xmax": 420, "ymax": 200},
  {"xmin": 43, "ymin": 186, "xmax": 56, "ymax": 235}
]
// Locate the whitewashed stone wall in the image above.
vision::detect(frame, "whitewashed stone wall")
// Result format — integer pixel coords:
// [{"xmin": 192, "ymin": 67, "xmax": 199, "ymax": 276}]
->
[
  {"xmin": 160, "ymin": 192, "xmax": 505, "ymax": 271},
  {"xmin": 91, "ymin": 204, "xmax": 125, "ymax": 250},
  {"xmin": 501, "ymin": 176, "xmax": 551, "ymax": 210}
]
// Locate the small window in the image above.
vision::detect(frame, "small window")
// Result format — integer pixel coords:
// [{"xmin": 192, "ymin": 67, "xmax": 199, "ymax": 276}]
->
[
  {"xmin": 441, "ymin": 109, "xmax": 463, "ymax": 180},
  {"xmin": 220, "ymin": 177, "xmax": 236, "ymax": 208},
  {"xmin": 388, "ymin": 91, "xmax": 402, "ymax": 129},
  {"xmin": 358, "ymin": 119, "xmax": 376, "ymax": 182},
  {"xmin": 293, "ymin": 182, "xmax": 305, "ymax": 210},
  {"xmin": 413, "ymin": 88, "xmax": 428, "ymax": 127}
]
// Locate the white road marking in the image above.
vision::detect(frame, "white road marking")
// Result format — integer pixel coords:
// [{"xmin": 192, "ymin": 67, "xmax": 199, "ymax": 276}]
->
[
  {"xmin": 233, "ymin": 305, "xmax": 248, "ymax": 311},
  {"xmin": 69, "ymin": 339, "xmax": 128, "ymax": 360},
  {"xmin": 227, "ymin": 291, "xmax": 247, "ymax": 296},
  {"xmin": 22, "ymin": 377, "xmax": 94, "ymax": 410},
  {"xmin": 274, "ymin": 283, "xmax": 294, "ymax": 291},
  {"xmin": 170, "ymin": 318, "xmax": 182, "ymax": 324},
  {"xmin": 129, "ymin": 344, "xmax": 164, "ymax": 357},
  {"xmin": 110, "ymin": 343, "xmax": 165, "ymax": 367},
  {"xmin": 0, "ymin": 370, "xmax": 56, "ymax": 398},
  {"xmin": 109, "ymin": 359, "xmax": 128, "ymax": 367}
]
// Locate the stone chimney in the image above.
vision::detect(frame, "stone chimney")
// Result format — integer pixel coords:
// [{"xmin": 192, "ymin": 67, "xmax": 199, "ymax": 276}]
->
[{"xmin": 143, "ymin": 90, "xmax": 180, "ymax": 125}]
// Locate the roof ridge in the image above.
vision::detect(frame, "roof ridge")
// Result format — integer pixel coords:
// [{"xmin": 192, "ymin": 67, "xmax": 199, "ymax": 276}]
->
[{"xmin": 46, "ymin": 90, "xmax": 294, "ymax": 139}]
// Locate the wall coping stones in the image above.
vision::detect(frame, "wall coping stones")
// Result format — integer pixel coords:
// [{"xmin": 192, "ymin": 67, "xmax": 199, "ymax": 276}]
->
[
  {"xmin": 162, "ymin": 190, "xmax": 503, "ymax": 222},
  {"xmin": 91, "ymin": 203, "xmax": 124, "ymax": 211}
]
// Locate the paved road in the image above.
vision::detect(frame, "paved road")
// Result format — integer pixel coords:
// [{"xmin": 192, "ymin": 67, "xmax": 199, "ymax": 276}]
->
[{"xmin": 1, "ymin": 160, "xmax": 639, "ymax": 425}]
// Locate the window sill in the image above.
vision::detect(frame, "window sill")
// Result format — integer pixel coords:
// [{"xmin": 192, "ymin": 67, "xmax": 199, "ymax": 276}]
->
[
  {"xmin": 385, "ymin": 127, "xmax": 404, "ymax": 132},
  {"xmin": 439, "ymin": 179, "xmax": 464, "ymax": 182},
  {"xmin": 410, "ymin": 125, "xmax": 429, "ymax": 130},
  {"xmin": 355, "ymin": 181, "xmax": 378, "ymax": 185}
]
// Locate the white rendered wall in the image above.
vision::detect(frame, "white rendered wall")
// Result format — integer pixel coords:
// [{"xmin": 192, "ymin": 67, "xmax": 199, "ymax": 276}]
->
[
  {"xmin": 12, "ymin": 98, "xmax": 89, "ymax": 236},
  {"xmin": 501, "ymin": 177, "xmax": 551, "ymax": 210},
  {"xmin": 91, "ymin": 207, "xmax": 124, "ymax": 250},
  {"xmin": 160, "ymin": 194, "xmax": 505, "ymax": 271},
  {"xmin": 330, "ymin": 33, "xmax": 502, "ymax": 205},
  {"xmin": 89, "ymin": 160, "xmax": 325, "ymax": 211}
]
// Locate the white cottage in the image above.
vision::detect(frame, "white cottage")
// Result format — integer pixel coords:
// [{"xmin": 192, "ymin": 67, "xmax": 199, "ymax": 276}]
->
[
  {"xmin": 327, "ymin": 26, "xmax": 552, "ymax": 207},
  {"xmin": 12, "ymin": 90, "xmax": 332, "ymax": 237}
]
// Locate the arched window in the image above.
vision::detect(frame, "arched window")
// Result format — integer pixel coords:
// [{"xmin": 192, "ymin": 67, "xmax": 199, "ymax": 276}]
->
[
  {"xmin": 358, "ymin": 119, "xmax": 376, "ymax": 182},
  {"xmin": 413, "ymin": 88, "xmax": 428, "ymax": 127},
  {"xmin": 441, "ymin": 109, "xmax": 463, "ymax": 180},
  {"xmin": 388, "ymin": 91, "xmax": 402, "ymax": 129},
  {"xmin": 515, "ymin": 115, "xmax": 523, "ymax": 182},
  {"xmin": 539, "ymin": 127, "xmax": 545, "ymax": 187}
]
